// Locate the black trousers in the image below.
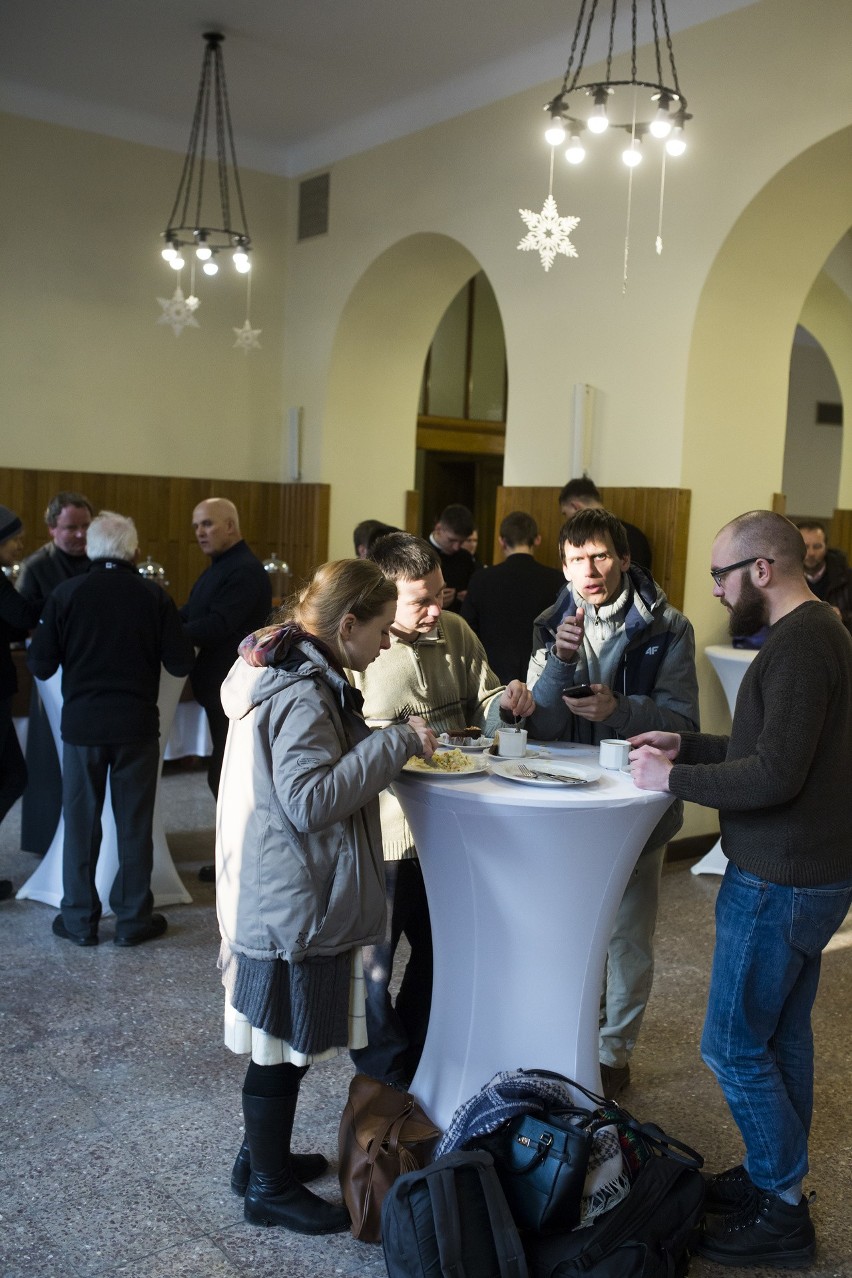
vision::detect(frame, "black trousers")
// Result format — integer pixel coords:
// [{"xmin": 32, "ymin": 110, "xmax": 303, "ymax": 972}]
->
[
  {"xmin": 20, "ymin": 686, "xmax": 62, "ymax": 855},
  {"xmin": 197, "ymin": 692, "xmax": 228, "ymax": 800},
  {"xmin": 0, "ymin": 697, "xmax": 27, "ymax": 827},
  {"xmin": 61, "ymin": 738, "xmax": 159, "ymax": 936},
  {"xmin": 351, "ymin": 858, "xmax": 433, "ymax": 1085}
]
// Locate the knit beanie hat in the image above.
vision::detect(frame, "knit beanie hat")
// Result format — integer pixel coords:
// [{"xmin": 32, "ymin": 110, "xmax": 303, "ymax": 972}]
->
[{"xmin": 0, "ymin": 505, "xmax": 22, "ymax": 545}]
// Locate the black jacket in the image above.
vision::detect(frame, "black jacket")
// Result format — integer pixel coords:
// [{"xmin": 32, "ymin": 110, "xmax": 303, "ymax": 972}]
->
[
  {"xmin": 806, "ymin": 548, "xmax": 852, "ymax": 633},
  {"xmin": 16, "ymin": 543, "xmax": 91, "ymax": 614},
  {"xmin": 179, "ymin": 540, "xmax": 272, "ymax": 704},
  {"xmin": 0, "ymin": 575, "xmax": 40, "ymax": 698},
  {"xmin": 461, "ymin": 554, "xmax": 564, "ymax": 684},
  {"xmin": 27, "ymin": 558, "xmax": 194, "ymax": 744}
]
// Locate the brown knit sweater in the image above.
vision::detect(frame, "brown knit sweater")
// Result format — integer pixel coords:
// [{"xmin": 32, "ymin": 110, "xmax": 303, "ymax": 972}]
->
[{"xmin": 670, "ymin": 602, "xmax": 852, "ymax": 887}]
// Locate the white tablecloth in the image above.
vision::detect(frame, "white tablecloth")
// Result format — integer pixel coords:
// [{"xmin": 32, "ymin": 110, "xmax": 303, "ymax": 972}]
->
[
  {"xmin": 690, "ymin": 645, "xmax": 758, "ymax": 877},
  {"xmin": 393, "ymin": 743, "xmax": 674, "ymax": 1130},
  {"xmin": 17, "ymin": 668, "xmax": 193, "ymax": 912}
]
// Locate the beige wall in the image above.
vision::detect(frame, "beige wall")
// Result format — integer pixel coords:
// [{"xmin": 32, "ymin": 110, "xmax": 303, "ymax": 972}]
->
[{"xmin": 0, "ymin": 115, "xmax": 289, "ymax": 481}]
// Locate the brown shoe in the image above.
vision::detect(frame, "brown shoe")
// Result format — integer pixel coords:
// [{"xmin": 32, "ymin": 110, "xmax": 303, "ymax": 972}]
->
[{"xmin": 599, "ymin": 1063, "xmax": 630, "ymax": 1099}]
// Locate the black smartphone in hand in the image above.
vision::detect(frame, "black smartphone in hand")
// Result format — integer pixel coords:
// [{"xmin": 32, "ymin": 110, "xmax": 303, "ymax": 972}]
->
[{"xmin": 562, "ymin": 684, "xmax": 594, "ymax": 698}]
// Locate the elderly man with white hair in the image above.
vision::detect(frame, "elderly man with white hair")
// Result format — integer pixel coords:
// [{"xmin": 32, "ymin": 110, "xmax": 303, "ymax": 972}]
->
[{"xmin": 27, "ymin": 511, "xmax": 194, "ymax": 947}]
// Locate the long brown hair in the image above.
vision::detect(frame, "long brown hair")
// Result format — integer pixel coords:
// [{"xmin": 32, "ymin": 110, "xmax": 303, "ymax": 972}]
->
[{"xmin": 277, "ymin": 559, "xmax": 397, "ymax": 653}]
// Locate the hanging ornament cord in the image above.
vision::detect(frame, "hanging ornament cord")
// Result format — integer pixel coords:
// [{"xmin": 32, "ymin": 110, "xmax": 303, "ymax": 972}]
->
[
  {"xmin": 656, "ymin": 151, "xmax": 667, "ymax": 256},
  {"xmin": 245, "ymin": 269, "xmax": 252, "ymax": 325},
  {"xmin": 547, "ymin": 144, "xmax": 555, "ymax": 200},
  {"xmin": 622, "ymin": 88, "xmax": 639, "ymax": 295},
  {"xmin": 189, "ymin": 259, "xmax": 198, "ymax": 306}
]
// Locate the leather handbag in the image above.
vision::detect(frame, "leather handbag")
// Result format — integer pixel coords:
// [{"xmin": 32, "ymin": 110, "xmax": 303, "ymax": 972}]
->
[
  {"xmin": 338, "ymin": 1073, "xmax": 441, "ymax": 1243},
  {"xmin": 476, "ymin": 1106, "xmax": 594, "ymax": 1233}
]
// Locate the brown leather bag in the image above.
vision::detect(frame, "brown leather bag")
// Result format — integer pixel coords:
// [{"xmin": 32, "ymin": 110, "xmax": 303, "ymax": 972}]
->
[{"xmin": 338, "ymin": 1073, "xmax": 441, "ymax": 1243}]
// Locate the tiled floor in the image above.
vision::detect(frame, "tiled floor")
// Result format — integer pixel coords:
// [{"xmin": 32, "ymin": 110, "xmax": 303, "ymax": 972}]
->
[{"xmin": 1, "ymin": 767, "xmax": 850, "ymax": 1277}]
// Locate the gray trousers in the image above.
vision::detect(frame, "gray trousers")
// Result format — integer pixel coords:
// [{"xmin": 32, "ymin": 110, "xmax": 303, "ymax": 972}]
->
[
  {"xmin": 61, "ymin": 739, "xmax": 159, "ymax": 937},
  {"xmin": 599, "ymin": 841, "xmax": 667, "ymax": 1069}
]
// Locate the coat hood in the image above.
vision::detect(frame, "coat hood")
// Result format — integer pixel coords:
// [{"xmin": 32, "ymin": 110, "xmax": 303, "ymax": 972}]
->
[{"xmin": 220, "ymin": 638, "xmax": 356, "ymax": 721}]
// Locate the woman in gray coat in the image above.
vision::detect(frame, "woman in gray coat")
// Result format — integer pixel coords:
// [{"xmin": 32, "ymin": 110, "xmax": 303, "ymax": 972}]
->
[{"xmin": 216, "ymin": 558, "xmax": 436, "ymax": 1234}]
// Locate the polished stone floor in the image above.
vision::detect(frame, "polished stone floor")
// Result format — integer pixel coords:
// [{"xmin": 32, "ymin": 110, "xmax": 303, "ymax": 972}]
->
[{"xmin": 1, "ymin": 767, "xmax": 850, "ymax": 1278}]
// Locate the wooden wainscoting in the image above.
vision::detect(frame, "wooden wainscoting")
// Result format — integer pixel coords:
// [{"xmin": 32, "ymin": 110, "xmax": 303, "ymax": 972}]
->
[
  {"xmin": 493, "ymin": 486, "xmax": 691, "ymax": 612},
  {"xmin": 831, "ymin": 508, "xmax": 852, "ymax": 562},
  {"xmin": 0, "ymin": 468, "xmax": 330, "ymax": 607}
]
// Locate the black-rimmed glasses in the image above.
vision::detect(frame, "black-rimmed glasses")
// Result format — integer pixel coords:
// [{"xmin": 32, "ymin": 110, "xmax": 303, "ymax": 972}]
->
[{"xmin": 710, "ymin": 556, "xmax": 774, "ymax": 587}]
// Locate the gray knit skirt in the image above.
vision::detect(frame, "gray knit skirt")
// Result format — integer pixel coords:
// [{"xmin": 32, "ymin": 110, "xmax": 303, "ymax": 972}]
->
[{"xmin": 219, "ymin": 941, "xmax": 367, "ymax": 1063}]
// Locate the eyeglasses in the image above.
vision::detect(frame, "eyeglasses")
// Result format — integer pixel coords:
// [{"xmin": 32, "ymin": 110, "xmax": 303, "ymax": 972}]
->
[{"xmin": 710, "ymin": 556, "xmax": 774, "ymax": 587}]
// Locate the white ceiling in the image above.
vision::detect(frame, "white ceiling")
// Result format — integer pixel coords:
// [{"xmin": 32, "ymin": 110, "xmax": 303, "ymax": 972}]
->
[{"xmin": 0, "ymin": 0, "xmax": 752, "ymax": 176}]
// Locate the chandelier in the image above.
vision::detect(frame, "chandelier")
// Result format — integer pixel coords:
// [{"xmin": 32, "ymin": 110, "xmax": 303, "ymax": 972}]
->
[
  {"xmin": 518, "ymin": 0, "xmax": 692, "ymax": 279},
  {"xmin": 544, "ymin": 0, "xmax": 690, "ymax": 167},
  {"xmin": 160, "ymin": 32, "xmax": 252, "ymax": 276},
  {"xmin": 156, "ymin": 32, "xmax": 261, "ymax": 349}
]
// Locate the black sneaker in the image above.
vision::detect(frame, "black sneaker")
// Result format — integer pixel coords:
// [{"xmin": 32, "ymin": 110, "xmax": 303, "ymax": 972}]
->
[
  {"xmin": 694, "ymin": 1188, "xmax": 816, "ymax": 1268},
  {"xmin": 0, "ymin": 880, "xmax": 14, "ymax": 902},
  {"xmin": 704, "ymin": 1163, "xmax": 756, "ymax": 1213}
]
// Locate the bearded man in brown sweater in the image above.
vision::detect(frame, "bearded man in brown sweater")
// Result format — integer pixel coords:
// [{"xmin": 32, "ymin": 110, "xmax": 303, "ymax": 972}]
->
[{"xmin": 631, "ymin": 510, "xmax": 852, "ymax": 1270}]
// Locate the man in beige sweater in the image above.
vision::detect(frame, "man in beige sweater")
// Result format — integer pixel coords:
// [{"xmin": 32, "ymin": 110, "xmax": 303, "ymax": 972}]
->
[{"xmin": 349, "ymin": 532, "xmax": 533, "ymax": 1085}]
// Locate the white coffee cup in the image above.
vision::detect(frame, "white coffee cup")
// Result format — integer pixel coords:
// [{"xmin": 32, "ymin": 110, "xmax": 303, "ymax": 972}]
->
[
  {"xmin": 599, "ymin": 738, "xmax": 631, "ymax": 770},
  {"xmin": 497, "ymin": 727, "xmax": 528, "ymax": 758}
]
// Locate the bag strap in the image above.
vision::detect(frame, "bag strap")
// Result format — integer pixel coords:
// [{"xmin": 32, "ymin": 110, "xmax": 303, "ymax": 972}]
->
[
  {"xmin": 475, "ymin": 1160, "xmax": 529, "ymax": 1278},
  {"xmin": 429, "ymin": 1167, "xmax": 467, "ymax": 1278},
  {"xmin": 366, "ymin": 1101, "xmax": 414, "ymax": 1165},
  {"xmin": 520, "ymin": 1069, "xmax": 703, "ymax": 1169},
  {"xmin": 429, "ymin": 1159, "xmax": 528, "ymax": 1278}
]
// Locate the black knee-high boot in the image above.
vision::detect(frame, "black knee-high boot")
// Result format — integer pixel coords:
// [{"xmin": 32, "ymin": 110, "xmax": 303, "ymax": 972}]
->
[
  {"xmin": 230, "ymin": 1137, "xmax": 328, "ymax": 1195},
  {"xmin": 242, "ymin": 1089, "xmax": 350, "ymax": 1233}
]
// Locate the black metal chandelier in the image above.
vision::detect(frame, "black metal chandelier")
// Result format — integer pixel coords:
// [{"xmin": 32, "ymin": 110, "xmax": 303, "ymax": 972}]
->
[
  {"xmin": 160, "ymin": 31, "xmax": 252, "ymax": 278},
  {"xmin": 543, "ymin": 0, "xmax": 691, "ymax": 169}
]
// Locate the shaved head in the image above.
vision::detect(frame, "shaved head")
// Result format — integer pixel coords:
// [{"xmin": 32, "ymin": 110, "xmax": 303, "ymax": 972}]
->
[
  {"xmin": 717, "ymin": 511, "xmax": 805, "ymax": 576},
  {"xmin": 191, "ymin": 497, "xmax": 242, "ymax": 557}
]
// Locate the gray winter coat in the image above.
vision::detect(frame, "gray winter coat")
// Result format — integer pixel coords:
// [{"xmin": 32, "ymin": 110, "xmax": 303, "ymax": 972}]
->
[{"xmin": 216, "ymin": 639, "xmax": 422, "ymax": 963}]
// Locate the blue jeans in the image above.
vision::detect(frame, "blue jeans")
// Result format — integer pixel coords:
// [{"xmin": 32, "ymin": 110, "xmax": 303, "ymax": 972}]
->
[{"xmin": 701, "ymin": 862, "xmax": 852, "ymax": 1195}]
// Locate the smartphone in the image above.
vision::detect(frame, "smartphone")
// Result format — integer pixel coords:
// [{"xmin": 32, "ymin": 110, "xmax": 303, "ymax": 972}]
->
[{"xmin": 562, "ymin": 683, "xmax": 594, "ymax": 699}]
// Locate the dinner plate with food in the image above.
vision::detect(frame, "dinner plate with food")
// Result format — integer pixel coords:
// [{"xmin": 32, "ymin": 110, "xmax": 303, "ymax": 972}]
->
[
  {"xmin": 403, "ymin": 748, "xmax": 490, "ymax": 777},
  {"xmin": 436, "ymin": 727, "xmax": 494, "ymax": 752}
]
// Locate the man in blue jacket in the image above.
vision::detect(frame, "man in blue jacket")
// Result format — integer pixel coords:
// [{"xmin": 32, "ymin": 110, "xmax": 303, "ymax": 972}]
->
[{"xmin": 527, "ymin": 508, "xmax": 699, "ymax": 1098}]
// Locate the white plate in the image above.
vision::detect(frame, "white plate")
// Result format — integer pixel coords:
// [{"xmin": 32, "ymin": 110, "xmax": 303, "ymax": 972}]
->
[
  {"xmin": 490, "ymin": 759, "xmax": 602, "ymax": 786},
  {"xmin": 436, "ymin": 735, "xmax": 494, "ymax": 753},
  {"xmin": 403, "ymin": 755, "xmax": 490, "ymax": 777}
]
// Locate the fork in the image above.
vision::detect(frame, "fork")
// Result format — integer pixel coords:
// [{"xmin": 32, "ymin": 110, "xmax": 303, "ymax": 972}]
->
[{"xmin": 516, "ymin": 762, "xmax": 585, "ymax": 785}]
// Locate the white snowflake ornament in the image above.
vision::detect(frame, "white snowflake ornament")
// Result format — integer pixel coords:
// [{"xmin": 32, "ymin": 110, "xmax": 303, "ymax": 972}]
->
[
  {"xmin": 156, "ymin": 286, "xmax": 200, "ymax": 336},
  {"xmin": 233, "ymin": 320, "xmax": 262, "ymax": 354},
  {"xmin": 518, "ymin": 195, "xmax": 580, "ymax": 271}
]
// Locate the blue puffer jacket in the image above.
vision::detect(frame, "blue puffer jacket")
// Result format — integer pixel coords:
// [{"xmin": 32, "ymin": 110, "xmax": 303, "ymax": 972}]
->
[{"xmin": 526, "ymin": 565, "xmax": 699, "ymax": 849}]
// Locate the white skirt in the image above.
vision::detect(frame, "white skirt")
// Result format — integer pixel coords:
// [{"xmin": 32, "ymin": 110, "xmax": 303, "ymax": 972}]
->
[{"xmin": 223, "ymin": 949, "xmax": 368, "ymax": 1066}]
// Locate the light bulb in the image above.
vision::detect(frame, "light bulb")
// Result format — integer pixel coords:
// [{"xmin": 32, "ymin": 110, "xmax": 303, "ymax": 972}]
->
[
  {"xmin": 161, "ymin": 244, "xmax": 177, "ymax": 263},
  {"xmin": 545, "ymin": 119, "xmax": 567, "ymax": 146},
  {"xmin": 649, "ymin": 106, "xmax": 672, "ymax": 139},
  {"xmin": 588, "ymin": 88, "xmax": 609, "ymax": 133},
  {"xmin": 665, "ymin": 127, "xmax": 686, "ymax": 156},
  {"xmin": 565, "ymin": 133, "xmax": 585, "ymax": 165},
  {"xmin": 202, "ymin": 259, "xmax": 219, "ymax": 276},
  {"xmin": 170, "ymin": 252, "xmax": 185, "ymax": 270},
  {"xmin": 196, "ymin": 241, "xmax": 213, "ymax": 261},
  {"xmin": 587, "ymin": 104, "xmax": 608, "ymax": 134},
  {"xmin": 233, "ymin": 250, "xmax": 251, "ymax": 273},
  {"xmin": 622, "ymin": 138, "xmax": 643, "ymax": 167}
]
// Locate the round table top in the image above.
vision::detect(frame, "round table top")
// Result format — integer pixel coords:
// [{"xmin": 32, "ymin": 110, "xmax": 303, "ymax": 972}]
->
[
  {"xmin": 705, "ymin": 644, "xmax": 759, "ymax": 665},
  {"xmin": 393, "ymin": 741, "xmax": 673, "ymax": 813}
]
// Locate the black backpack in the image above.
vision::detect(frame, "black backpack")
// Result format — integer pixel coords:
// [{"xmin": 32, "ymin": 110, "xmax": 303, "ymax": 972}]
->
[
  {"xmin": 382, "ymin": 1149, "xmax": 529, "ymax": 1278},
  {"xmin": 524, "ymin": 1155, "xmax": 705, "ymax": 1278}
]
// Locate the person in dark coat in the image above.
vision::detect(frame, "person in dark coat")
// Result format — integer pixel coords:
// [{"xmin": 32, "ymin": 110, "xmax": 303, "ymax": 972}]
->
[
  {"xmin": 462, "ymin": 510, "xmax": 563, "ymax": 683},
  {"xmin": 16, "ymin": 491, "xmax": 93, "ymax": 855},
  {"xmin": 179, "ymin": 498, "xmax": 272, "ymax": 801},
  {"xmin": 428, "ymin": 503, "xmax": 477, "ymax": 612},
  {"xmin": 0, "ymin": 506, "xmax": 41, "ymax": 900},
  {"xmin": 28, "ymin": 511, "xmax": 194, "ymax": 946},
  {"xmin": 796, "ymin": 520, "xmax": 852, "ymax": 633}
]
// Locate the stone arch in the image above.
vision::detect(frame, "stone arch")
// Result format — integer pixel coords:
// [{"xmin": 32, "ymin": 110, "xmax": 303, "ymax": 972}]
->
[
  {"xmin": 682, "ymin": 125, "xmax": 852, "ymax": 654},
  {"xmin": 322, "ymin": 233, "xmax": 483, "ymax": 554}
]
